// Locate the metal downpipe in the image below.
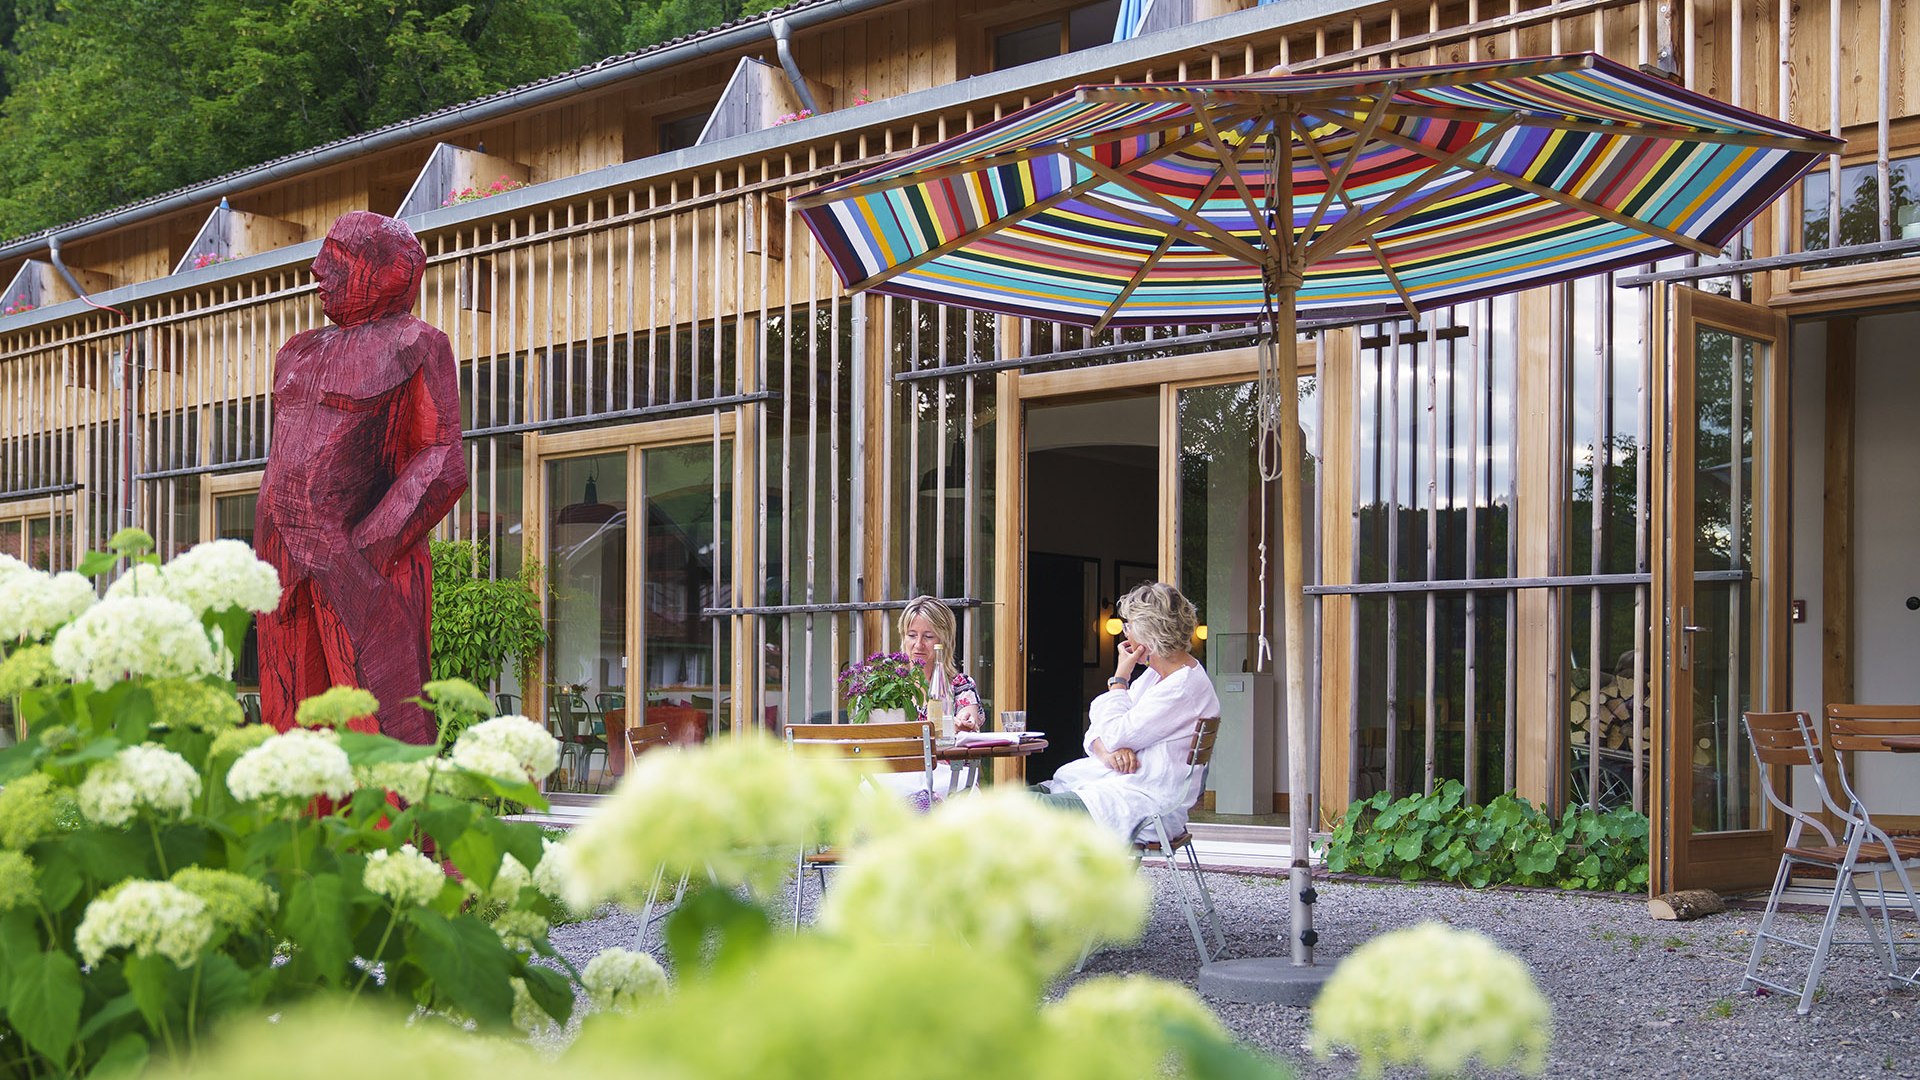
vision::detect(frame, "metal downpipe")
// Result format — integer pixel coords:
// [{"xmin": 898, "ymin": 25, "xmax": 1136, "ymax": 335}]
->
[{"xmin": 771, "ymin": 16, "xmax": 822, "ymax": 116}]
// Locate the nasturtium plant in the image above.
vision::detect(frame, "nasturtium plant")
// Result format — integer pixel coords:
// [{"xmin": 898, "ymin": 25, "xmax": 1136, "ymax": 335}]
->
[{"xmin": 1321, "ymin": 779, "xmax": 1649, "ymax": 892}]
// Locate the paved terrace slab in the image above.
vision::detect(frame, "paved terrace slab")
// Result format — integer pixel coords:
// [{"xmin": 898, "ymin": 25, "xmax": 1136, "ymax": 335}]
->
[{"xmin": 549, "ymin": 873, "xmax": 1920, "ymax": 1078}]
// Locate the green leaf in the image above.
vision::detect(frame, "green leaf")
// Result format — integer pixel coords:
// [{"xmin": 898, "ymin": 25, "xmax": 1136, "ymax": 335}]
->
[
  {"xmin": 90, "ymin": 1031, "xmax": 151, "ymax": 1079},
  {"xmin": 194, "ymin": 952, "xmax": 254, "ymax": 1020},
  {"xmin": 447, "ymin": 827, "xmax": 502, "ymax": 893},
  {"xmin": 338, "ymin": 730, "xmax": 438, "ymax": 766},
  {"xmin": 67, "ymin": 828, "xmax": 148, "ymax": 885},
  {"xmin": 406, "ymin": 909, "xmax": 515, "ymax": 1027},
  {"xmin": 0, "ymin": 910, "xmax": 37, "ymax": 1000},
  {"xmin": 284, "ymin": 873, "xmax": 352, "ymax": 984},
  {"xmin": 7, "ymin": 950, "xmax": 84, "ymax": 1062},
  {"xmin": 664, "ymin": 884, "xmax": 772, "ymax": 979},
  {"xmin": 76, "ymin": 992, "xmax": 139, "ymax": 1044},
  {"xmin": 122, "ymin": 953, "xmax": 178, "ymax": 1031},
  {"xmin": 77, "ymin": 549, "xmax": 120, "ymax": 577},
  {"xmin": 520, "ymin": 963, "xmax": 574, "ymax": 1026},
  {"xmin": 1390, "ymin": 831, "xmax": 1424, "ymax": 862},
  {"xmin": 50, "ymin": 735, "xmax": 124, "ymax": 770},
  {"xmin": 113, "ymin": 686, "xmax": 155, "ymax": 746}
]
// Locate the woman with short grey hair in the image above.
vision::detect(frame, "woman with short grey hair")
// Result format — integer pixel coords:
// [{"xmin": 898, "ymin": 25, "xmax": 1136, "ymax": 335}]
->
[{"xmin": 1035, "ymin": 581, "xmax": 1220, "ymax": 840}]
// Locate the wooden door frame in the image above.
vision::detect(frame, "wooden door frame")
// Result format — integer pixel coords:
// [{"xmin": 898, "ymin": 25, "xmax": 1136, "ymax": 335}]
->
[
  {"xmin": 990, "ymin": 342, "xmax": 1318, "ymax": 786},
  {"xmin": 1654, "ymin": 286, "xmax": 1790, "ymax": 894},
  {"xmin": 525, "ymin": 413, "xmax": 737, "ymax": 737}
]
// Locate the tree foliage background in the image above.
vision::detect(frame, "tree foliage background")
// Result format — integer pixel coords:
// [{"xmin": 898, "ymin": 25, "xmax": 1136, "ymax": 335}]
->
[{"xmin": 0, "ymin": 0, "xmax": 784, "ymax": 241}]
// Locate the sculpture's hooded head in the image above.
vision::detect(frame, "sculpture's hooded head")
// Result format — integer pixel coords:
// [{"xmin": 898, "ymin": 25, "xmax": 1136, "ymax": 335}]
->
[{"xmin": 311, "ymin": 212, "xmax": 426, "ymax": 327}]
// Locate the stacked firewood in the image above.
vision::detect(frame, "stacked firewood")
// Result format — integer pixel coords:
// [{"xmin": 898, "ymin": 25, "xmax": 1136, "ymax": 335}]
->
[{"xmin": 1568, "ymin": 673, "xmax": 1651, "ymax": 755}]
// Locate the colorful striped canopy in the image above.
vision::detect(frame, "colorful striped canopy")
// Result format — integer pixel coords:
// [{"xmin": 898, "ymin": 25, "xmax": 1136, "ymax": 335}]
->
[{"xmin": 795, "ymin": 54, "xmax": 1840, "ymax": 327}]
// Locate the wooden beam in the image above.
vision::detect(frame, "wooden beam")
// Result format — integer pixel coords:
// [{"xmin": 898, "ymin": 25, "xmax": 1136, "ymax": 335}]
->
[
  {"xmin": 1295, "ymin": 91, "xmax": 1397, "ymax": 261},
  {"xmin": 1192, "ymin": 109, "xmax": 1281, "ymax": 256},
  {"xmin": 1512, "ymin": 287, "xmax": 1556, "ymax": 807},
  {"xmin": 1091, "ymin": 236, "xmax": 1176, "ymax": 337},
  {"xmin": 1287, "ymin": 113, "xmax": 1422, "ymax": 318},
  {"xmin": 991, "ymin": 348, "xmax": 1024, "ymax": 786},
  {"xmin": 1821, "ymin": 316, "xmax": 1856, "ymax": 816}
]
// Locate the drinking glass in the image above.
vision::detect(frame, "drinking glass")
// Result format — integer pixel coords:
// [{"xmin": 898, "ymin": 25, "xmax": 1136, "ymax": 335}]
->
[{"xmin": 1000, "ymin": 710, "xmax": 1027, "ymax": 734}]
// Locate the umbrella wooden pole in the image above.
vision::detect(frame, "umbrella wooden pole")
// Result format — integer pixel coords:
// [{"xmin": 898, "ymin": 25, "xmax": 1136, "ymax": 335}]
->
[{"xmin": 1274, "ymin": 274, "xmax": 1314, "ymax": 967}]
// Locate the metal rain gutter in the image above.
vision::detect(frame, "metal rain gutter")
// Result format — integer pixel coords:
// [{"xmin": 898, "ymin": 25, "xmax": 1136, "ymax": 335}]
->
[
  {"xmin": 0, "ymin": 0, "xmax": 902, "ymax": 263},
  {"xmin": 771, "ymin": 16, "xmax": 822, "ymax": 116}
]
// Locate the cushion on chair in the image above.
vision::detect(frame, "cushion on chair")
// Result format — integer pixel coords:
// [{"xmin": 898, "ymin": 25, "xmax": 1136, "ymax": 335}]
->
[{"xmin": 1134, "ymin": 830, "xmax": 1193, "ymax": 852}]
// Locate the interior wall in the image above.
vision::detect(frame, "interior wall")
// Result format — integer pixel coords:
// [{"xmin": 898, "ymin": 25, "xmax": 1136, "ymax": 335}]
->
[
  {"xmin": 1846, "ymin": 309, "xmax": 1920, "ymax": 815},
  {"xmin": 1787, "ymin": 308, "xmax": 1920, "ymax": 816}
]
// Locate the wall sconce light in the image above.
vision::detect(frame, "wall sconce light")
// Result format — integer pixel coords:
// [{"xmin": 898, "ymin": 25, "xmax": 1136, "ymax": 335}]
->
[
  {"xmin": 1194, "ymin": 623, "xmax": 1208, "ymax": 641},
  {"xmin": 1103, "ymin": 615, "xmax": 1124, "ymax": 636}
]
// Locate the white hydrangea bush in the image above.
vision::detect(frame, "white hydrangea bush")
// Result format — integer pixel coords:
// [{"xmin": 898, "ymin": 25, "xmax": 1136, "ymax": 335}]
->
[
  {"xmin": 51, "ymin": 595, "xmax": 223, "ymax": 687},
  {"xmin": 0, "ymin": 570, "xmax": 98, "ymax": 644},
  {"xmin": 450, "ymin": 715, "xmax": 560, "ymax": 786},
  {"xmin": 74, "ymin": 880, "xmax": 215, "ymax": 967},
  {"xmin": 364, "ymin": 843, "xmax": 450, "ymax": 907},
  {"xmin": 158, "ymin": 539, "xmax": 282, "ymax": 616},
  {"xmin": 817, "ymin": 789, "xmax": 1149, "ymax": 979},
  {"xmin": 76, "ymin": 744, "xmax": 202, "ymax": 826},
  {"xmin": 226, "ymin": 728, "xmax": 356, "ymax": 804}
]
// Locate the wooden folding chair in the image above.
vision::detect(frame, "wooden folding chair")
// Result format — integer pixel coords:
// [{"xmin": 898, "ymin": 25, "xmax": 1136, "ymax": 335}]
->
[
  {"xmin": 620, "ymin": 722, "xmax": 687, "ymax": 950},
  {"xmin": 1739, "ymin": 710, "xmax": 1920, "ymax": 1014},
  {"xmin": 782, "ymin": 720, "xmax": 935, "ymax": 926}
]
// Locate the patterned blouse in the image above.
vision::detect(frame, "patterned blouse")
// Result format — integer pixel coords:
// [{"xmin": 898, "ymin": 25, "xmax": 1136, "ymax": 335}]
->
[{"xmin": 915, "ymin": 669, "xmax": 983, "ymax": 724}]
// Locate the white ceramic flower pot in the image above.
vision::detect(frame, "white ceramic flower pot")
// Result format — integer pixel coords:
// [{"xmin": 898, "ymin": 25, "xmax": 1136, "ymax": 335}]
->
[{"xmin": 865, "ymin": 706, "xmax": 908, "ymax": 726}]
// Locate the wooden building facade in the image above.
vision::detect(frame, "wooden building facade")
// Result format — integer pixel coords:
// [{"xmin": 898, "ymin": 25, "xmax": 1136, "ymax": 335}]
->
[{"xmin": 3, "ymin": 0, "xmax": 1918, "ymax": 894}]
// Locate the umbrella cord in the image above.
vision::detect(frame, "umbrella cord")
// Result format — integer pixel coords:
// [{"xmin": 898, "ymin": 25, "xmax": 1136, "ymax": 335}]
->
[{"xmin": 1252, "ymin": 128, "xmax": 1285, "ymax": 674}]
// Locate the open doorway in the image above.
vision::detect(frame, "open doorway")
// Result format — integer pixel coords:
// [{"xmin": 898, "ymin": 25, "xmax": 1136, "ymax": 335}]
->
[
  {"xmin": 1024, "ymin": 392, "xmax": 1159, "ymax": 783},
  {"xmin": 1789, "ymin": 303, "xmax": 1920, "ymax": 835}
]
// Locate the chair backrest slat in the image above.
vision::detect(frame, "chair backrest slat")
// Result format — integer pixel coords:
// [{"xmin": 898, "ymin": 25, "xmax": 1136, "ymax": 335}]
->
[
  {"xmin": 1187, "ymin": 717, "xmax": 1223, "ymax": 768},
  {"xmin": 1824, "ymin": 703, "xmax": 1920, "ymax": 752},
  {"xmin": 785, "ymin": 721, "xmax": 935, "ymax": 774},
  {"xmin": 1742, "ymin": 711, "xmax": 1823, "ymax": 766},
  {"xmin": 624, "ymin": 722, "xmax": 671, "ymax": 762}
]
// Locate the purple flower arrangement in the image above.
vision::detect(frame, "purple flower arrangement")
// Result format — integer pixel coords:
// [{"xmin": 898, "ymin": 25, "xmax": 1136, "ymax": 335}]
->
[
  {"xmin": 837, "ymin": 650, "xmax": 926, "ymax": 724},
  {"xmin": 2, "ymin": 291, "xmax": 34, "ymax": 316}
]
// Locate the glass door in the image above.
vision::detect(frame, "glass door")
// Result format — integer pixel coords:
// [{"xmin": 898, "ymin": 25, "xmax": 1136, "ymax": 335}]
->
[
  {"xmin": 1173, "ymin": 375, "xmax": 1317, "ymax": 827},
  {"xmin": 1662, "ymin": 287, "xmax": 1788, "ymax": 891},
  {"xmin": 637, "ymin": 441, "xmax": 732, "ymax": 750},
  {"xmin": 542, "ymin": 434, "xmax": 733, "ymax": 793},
  {"xmin": 547, "ymin": 451, "xmax": 628, "ymax": 792}
]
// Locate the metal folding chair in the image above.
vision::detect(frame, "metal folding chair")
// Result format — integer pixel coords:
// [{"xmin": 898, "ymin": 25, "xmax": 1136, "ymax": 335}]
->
[
  {"xmin": 782, "ymin": 720, "xmax": 935, "ymax": 927},
  {"xmin": 1077, "ymin": 716, "xmax": 1227, "ymax": 971},
  {"xmin": 1739, "ymin": 710, "xmax": 1920, "ymax": 1013}
]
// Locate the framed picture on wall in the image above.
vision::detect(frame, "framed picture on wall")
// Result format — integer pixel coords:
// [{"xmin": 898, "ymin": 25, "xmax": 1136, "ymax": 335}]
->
[
  {"xmin": 1114, "ymin": 560, "xmax": 1156, "ymax": 606},
  {"xmin": 1081, "ymin": 558, "xmax": 1100, "ymax": 665}
]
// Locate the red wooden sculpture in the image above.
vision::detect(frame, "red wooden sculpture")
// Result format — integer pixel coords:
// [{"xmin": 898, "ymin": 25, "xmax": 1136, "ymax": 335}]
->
[{"xmin": 255, "ymin": 212, "xmax": 467, "ymax": 743}]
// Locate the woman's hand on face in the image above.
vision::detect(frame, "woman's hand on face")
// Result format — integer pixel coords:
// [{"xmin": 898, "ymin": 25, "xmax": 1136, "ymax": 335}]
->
[
  {"xmin": 954, "ymin": 702, "xmax": 981, "ymax": 732},
  {"xmin": 1115, "ymin": 638, "xmax": 1145, "ymax": 679},
  {"xmin": 1108, "ymin": 747, "xmax": 1140, "ymax": 775}
]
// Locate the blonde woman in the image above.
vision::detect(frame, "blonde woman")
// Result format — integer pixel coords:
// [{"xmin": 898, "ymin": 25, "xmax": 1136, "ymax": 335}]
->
[
  {"xmin": 1036, "ymin": 581, "xmax": 1220, "ymax": 840},
  {"xmin": 898, "ymin": 595, "xmax": 982, "ymax": 733}
]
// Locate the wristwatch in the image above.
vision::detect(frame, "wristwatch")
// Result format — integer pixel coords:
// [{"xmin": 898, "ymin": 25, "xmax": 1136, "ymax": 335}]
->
[{"xmin": 1107, "ymin": 676, "xmax": 1129, "ymax": 690}]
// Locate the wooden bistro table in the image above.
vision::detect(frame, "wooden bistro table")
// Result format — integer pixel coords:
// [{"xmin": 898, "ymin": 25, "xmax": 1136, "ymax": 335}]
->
[
  {"xmin": 1884, "ymin": 735, "xmax": 1920, "ymax": 752},
  {"xmin": 935, "ymin": 734, "xmax": 1048, "ymax": 794}
]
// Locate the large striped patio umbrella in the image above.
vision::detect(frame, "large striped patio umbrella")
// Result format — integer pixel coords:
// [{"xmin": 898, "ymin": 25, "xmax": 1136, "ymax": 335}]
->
[{"xmin": 794, "ymin": 52, "xmax": 1837, "ymax": 971}]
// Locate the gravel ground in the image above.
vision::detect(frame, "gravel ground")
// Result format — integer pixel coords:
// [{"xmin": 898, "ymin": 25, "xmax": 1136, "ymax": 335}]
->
[{"xmin": 548, "ymin": 870, "xmax": 1920, "ymax": 1079}]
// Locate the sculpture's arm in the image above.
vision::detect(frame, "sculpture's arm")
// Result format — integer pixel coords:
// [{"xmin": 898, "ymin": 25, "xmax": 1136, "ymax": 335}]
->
[{"xmin": 352, "ymin": 328, "xmax": 468, "ymax": 571}]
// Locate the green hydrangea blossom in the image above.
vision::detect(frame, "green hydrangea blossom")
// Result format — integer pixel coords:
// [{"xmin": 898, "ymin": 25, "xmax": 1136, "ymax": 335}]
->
[
  {"xmin": 295, "ymin": 686, "xmax": 380, "ymax": 729},
  {"xmin": 171, "ymin": 867, "xmax": 278, "ymax": 934},
  {"xmin": 0, "ymin": 773, "xmax": 64, "ymax": 850},
  {"xmin": 209, "ymin": 724, "xmax": 275, "ymax": 760},
  {"xmin": 0, "ymin": 850, "xmax": 37, "ymax": 911},
  {"xmin": 0, "ymin": 643, "xmax": 60, "ymax": 697},
  {"xmin": 152, "ymin": 679, "xmax": 245, "ymax": 733},
  {"xmin": 1310, "ymin": 921, "xmax": 1553, "ymax": 1078}
]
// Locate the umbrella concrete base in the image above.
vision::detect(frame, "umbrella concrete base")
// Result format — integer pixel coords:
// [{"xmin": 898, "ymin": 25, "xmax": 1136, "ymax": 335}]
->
[{"xmin": 1198, "ymin": 956, "xmax": 1332, "ymax": 1006}]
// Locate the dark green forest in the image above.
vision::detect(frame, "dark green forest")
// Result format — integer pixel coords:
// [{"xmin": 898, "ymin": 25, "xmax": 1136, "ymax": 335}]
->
[{"xmin": 0, "ymin": 0, "xmax": 778, "ymax": 241}]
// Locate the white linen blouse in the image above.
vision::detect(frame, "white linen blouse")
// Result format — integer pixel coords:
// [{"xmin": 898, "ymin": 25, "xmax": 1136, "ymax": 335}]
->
[{"xmin": 1045, "ymin": 662, "xmax": 1221, "ymax": 841}]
